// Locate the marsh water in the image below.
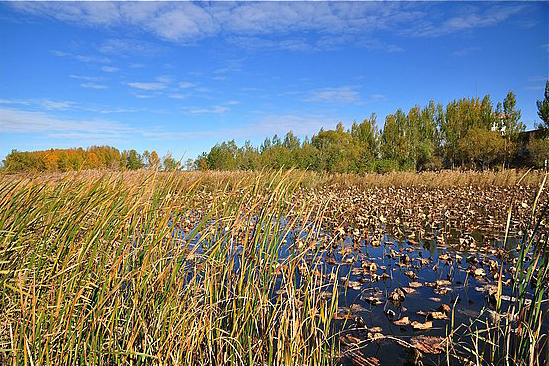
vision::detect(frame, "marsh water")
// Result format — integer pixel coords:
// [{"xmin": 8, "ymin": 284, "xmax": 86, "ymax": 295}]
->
[{"xmin": 177, "ymin": 215, "xmax": 546, "ymax": 365}]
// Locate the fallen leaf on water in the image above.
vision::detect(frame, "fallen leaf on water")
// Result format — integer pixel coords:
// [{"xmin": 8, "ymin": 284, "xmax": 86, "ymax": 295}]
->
[
  {"xmin": 427, "ymin": 311, "xmax": 448, "ymax": 320},
  {"xmin": 474, "ymin": 268, "xmax": 486, "ymax": 277},
  {"xmin": 404, "ymin": 270, "xmax": 418, "ymax": 279},
  {"xmin": 436, "ymin": 279, "xmax": 452, "ymax": 286},
  {"xmin": 402, "ymin": 287, "xmax": 416, "ymax": 294},
  {"xmin": 363, "ymin": 296, "xmax": 382, "ymax": 306},
  {"xmin": 411, "ymin": 336, "xmax": 446, "ymax": 354},
  {"xmin": 439, "ymin": 254, "xmax": 451, "ymax": 261},
  {"xmin": 390, "ymin": 288, "xmax": 406, "ymax": 302},
  {"xmin": 367, "ymin": 332, "xmax": 385, "ymax": 341},
  {"xmin": 411, "ymin": 321, "xmax": 433, "ymax": 330},
  {"xmin": 393, "ymin": 317, "xmax": 411, "ymax": 325},
  {"xmin": 409, "ymin": 281, "xmax": 423, "ymax": 288},
  {"xmin": 347, "ymin": 281, "xmax": 362, "ymax": 290},
  {"xmin": 433, "ymin": 287, "xmax": 451, "ymax": 295},
  {"xmin": 429, "ymin": 297, "xmax": 442, "ymax": 302},
  {"xmin": 437, "ymin": 304, "xmax": 451, "ymax": 313}
]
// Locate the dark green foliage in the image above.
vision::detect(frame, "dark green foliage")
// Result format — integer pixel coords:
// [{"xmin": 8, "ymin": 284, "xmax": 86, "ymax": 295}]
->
[
  {"xmin": 536, "ymin": 80, "xmax": 549, "ymax": 131},
  {"xmin": 527, "ymin": 137, "xmax": 549, "ymax": 168}
]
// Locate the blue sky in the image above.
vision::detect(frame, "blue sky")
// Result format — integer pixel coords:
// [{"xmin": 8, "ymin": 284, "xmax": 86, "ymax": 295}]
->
[{"xmin": 1, "ymin": 1, "xmax": 547, "ymax": 162}]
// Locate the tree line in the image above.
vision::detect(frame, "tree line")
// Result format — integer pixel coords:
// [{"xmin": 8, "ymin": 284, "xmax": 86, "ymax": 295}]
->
[
  {"xmin": 197, "ymin": 87, "xmax": 549, "ymax": 172},
  {"xmin": 3, "ymin": 84, "xmax": 549, "ymax": 173},
  {"xmin": 1, "ymin": 146, "xmax": 185, "ymax": 173}
]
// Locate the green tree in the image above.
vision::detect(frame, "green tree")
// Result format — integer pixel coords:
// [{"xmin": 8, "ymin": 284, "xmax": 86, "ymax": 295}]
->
[
  {"xmin": 126, "ymin": 149, "xmax": 143, "ymax": 170},
  {"xmin": 527, "ymin": 137, "xmax": 549, "ymax": 169},
  {"xmin": 536, "ymin": 80, "xmax": 549, "ymax": 131},
  {"xmin": 498, "ymin": 91, "xmax": 525, "ymax": 168},
  {"xmin": 458, "ymin": 128, "xmax": 505, "ymax": 170}
]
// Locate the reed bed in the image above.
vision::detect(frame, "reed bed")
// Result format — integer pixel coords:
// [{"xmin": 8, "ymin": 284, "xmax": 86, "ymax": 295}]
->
[
  {"xmin": 0, "ymin": 169, "xmax": 547, "ymax": 366},
  {"xmin": 3, "ymin": 168, "xmax": 546, "ymax": 190},
  {"xmin": 0, "ymin": 170, "xmax": 340, "ymax": 365}
]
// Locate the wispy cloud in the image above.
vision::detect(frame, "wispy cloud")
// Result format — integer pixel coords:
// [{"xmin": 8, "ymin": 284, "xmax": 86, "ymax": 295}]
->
[
  {"xmin": 404, "ymin": 4, "xmax": 524, "ymax": 37},
  {"xmin": 42, "ymin": 100, "xmax": 74, "ymax": 110},
  {"xmin": 51, "ymin": 50, "xmax": 111, "ymax": 64},
  {"xmin": 143, "ymin": 114, "xmax": 336, "ymax": 141},
  {"xmin": 370, "ymin": 94, "xmax": 387, "ymax": 102},
  {"xmin": 168, "ymin": 94, "xmax": 188, "ymax": 100},
  {"xmin": 0, "ymin": 108, "xmax": 137, "ymax": 136},
  {"xmin": 187, "ymin": 105, "xmax": 229, "ymax": 114},
  {"xmin": 453, "ymin": 46, "xmax": 481, "ymax": 56},
  {"xmin": 70, "ymin": 74, "xmax": 104, "ymax": 81},
  {"xmin": 0, "ymin": 99, "xmax": 31, "ymax": 106},
  {"xmin": 305, "ymin": 86, "xmax": 361, "ymax": 104},
  {"xmin": 12, "ymin": 2, "xmax": 528, "ymax": 51},
  {"xmin": 98, "ymin": 38, "xmax": 166, "ymax": 56},
  {"xmin": 81, "ymin": 82, "xmax": 108, "ymax": 90},
  {"xmin": 1, "ymin": 99, "xmax": 164, "ymax": 115},
  {"xmin": 156, "ymin": 75, "xmax": 174, "ymax": 84},
  {"xmin": 179, "ymin": 82, "xmax": 195, "ymax": 88},
  {"xmin": 101, "ymin": 66, "xmax": 119, "ymax": 72},
  {"xmin": 127, "ymin": 82, "xmax": 166, "ymax": 90}
]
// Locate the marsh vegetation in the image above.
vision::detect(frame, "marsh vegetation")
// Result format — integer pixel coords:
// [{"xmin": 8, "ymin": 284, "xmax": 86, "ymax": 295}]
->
[{"xmin": 0, "ymin": 169, "xmax": 547, "ymax": 365}]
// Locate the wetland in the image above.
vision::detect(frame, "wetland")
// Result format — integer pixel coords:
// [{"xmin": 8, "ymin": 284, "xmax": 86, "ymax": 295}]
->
[{"xmin": 0, "ymin": 169, "xmax": 547, "ymax": 365}]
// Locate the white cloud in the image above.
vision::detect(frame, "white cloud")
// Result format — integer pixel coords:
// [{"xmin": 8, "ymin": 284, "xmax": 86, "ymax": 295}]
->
[
  {"xmin": 0, "ymin": 108, "xmax": 136, "ymax": 136},
  {"xmin": 179, "ymin": 82, "xmax": 195, "ymax": 88},
  {"xmin": 404, "ymin": 4, "xmax": 524, "ymax": 37},
  {"xmin": 132, "ymin": 93, "xmax": 154, "ymax": 99},
  {"xmin": 51, "ymin": 50, "xmax": 110, "ymax": 64},
  {"xmin": 305, "ymin": 86, "xmax": 361, "ymax": 104},
  {"xmin": 225, "ymin": 100, "xmax": 241, "ymax": 105},
  {"xmin": 98, "ymin": 38, "xmax": 165, "ymax": 56},
  {"xmin": 81, "ymin": 83, "xmax": 108, "ymax": 90},
  {"xmin": 127, "ymin": 82, "xmax": 166, "ymax": 90},
  {"xmin": 42, "ymin": 100, "xmax": 75, "ymax": 110},
  {"xmin": 188, "ymin": 105, "xmax": 229, "ymax": 114},
  {"xmin": 70, "ymin": 74, "xmax": 104, "ymax": 81},
  {"xmin": 13, "ymin": 2, "xmax": 528, "ymax": 51},
  {"xmin": 0, "ymin": 99, "xmax": 31, "ymax": 106},
  {"xmin": 101, "ymin": 66, "xmax": 119, "ymax": 72},
  {"xmin": 156, "ymin": 75, "xmax": 174, "ymax": 83}
]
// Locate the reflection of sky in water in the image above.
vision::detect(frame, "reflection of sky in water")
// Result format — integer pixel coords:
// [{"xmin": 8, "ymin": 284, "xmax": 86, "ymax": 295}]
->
[{"xmin": 170, "ymin": 215, "xmax": 544, "ymax": 365}]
